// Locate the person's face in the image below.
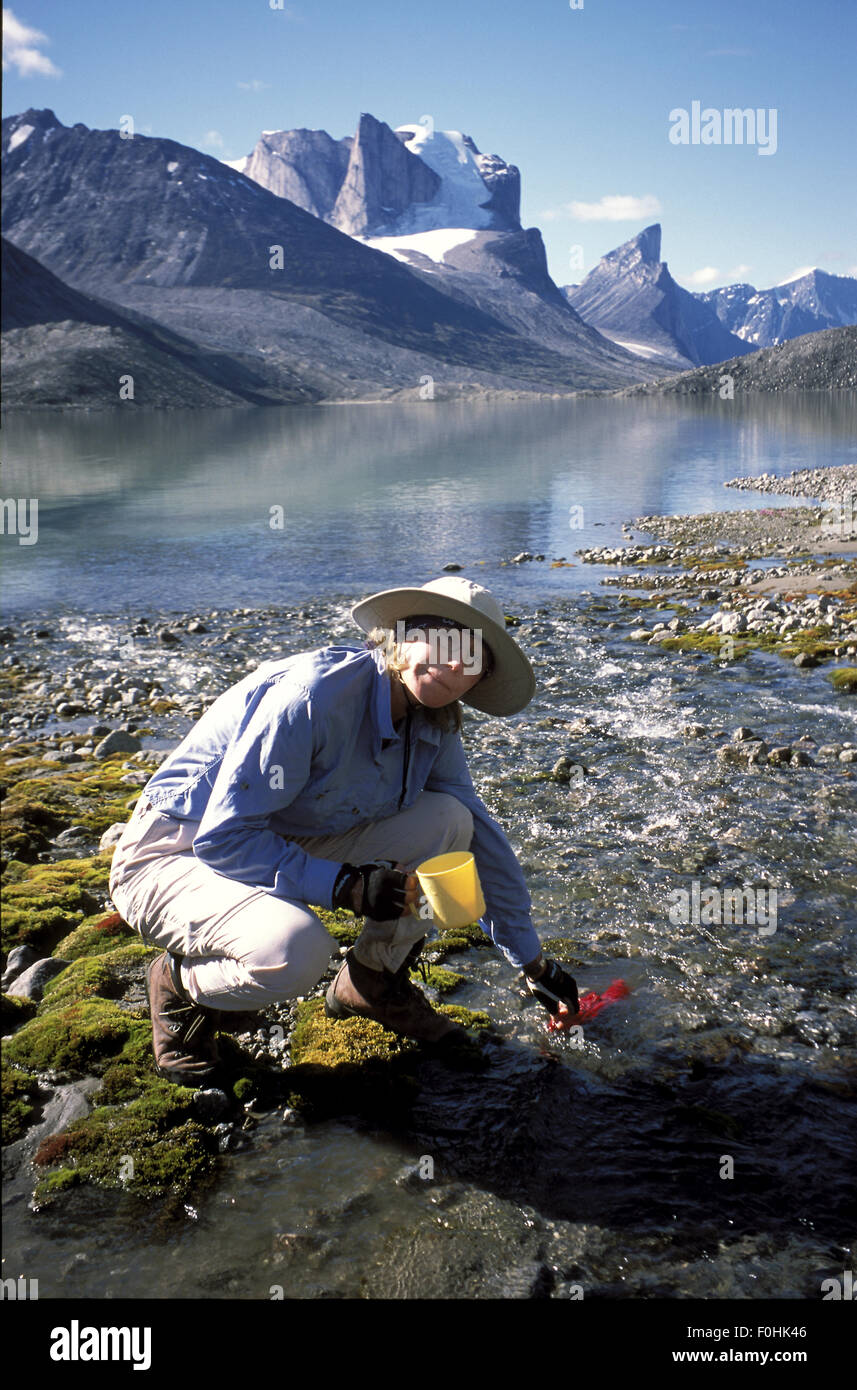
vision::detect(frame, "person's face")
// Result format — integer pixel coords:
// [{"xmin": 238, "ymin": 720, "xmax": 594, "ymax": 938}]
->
[{"xmin": 398, "ymin": 619, "xmax": 490, "ymax": 707}]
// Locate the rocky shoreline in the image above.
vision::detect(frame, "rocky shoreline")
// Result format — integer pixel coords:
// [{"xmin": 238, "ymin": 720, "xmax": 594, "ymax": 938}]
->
[
  {"xmin": 2, "ymin": 467, "xmax": 855, "ymax": 1277},
  {"xmin": 574, "ymin": 464, "xmax": 857, "ymax": 686}
]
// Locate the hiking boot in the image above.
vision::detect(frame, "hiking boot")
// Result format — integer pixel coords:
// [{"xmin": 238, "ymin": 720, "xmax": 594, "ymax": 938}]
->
[
  {"xmin": 145, "ymin": 951, "xmax": 220, "ymax": 1085},
  {"xmin": 324, "ymin": 943, "xmax": 467, "ymax": 1045}
]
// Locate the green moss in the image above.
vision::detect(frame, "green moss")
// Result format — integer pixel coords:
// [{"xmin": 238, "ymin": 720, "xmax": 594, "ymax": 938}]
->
[
  {"xmin": 286, "ymin": 999, "xmax": 421, "ymax": 1120},
  {"xmin": 657, "ymin": 625, "xmax": 840, "ymax": 667},
  {"xmin": 39, "ymin": 956, "xmax": 123, "ymax": 1012},
  {"xmin": 1, "ymin": 991, "xmax": 38, "ymax": 1031},
  {"xmin": 413, "ymin": 965, "xmax": 464, "ymax": 995},
  {"xmin": 53, "ymin": 912, "xmax": 136, "ymax": 959},
  {"xmin": 32, "ymin": 1081, "xmax": 216, "ymax": 1204},
  {"xmin": 828, "ymin": 667, "xmax": 857, "ymax": 693},
  {"xmin": 3, "ymin": 998, "xmax": 137, "ymax": 1074},
  {"xmin": 437, "ymin": 921, "xmax": 491, "ymax": 946},
  {"xmin": 435, "ymin": 1003, "xmax": 492, "ymax": 1032},
  {"xmin": 0, "ymin": 754, "xmax": 137, "ymax": 864},
  {"xmin": 1, "ymin": 854, "xmax": 113, "ymax": 954},
  {"xmin": 2, "ymin": 1062, "xmax": 40, "ymax": 1142},
  {"xmin": 311, "ymin": 905, "xmax": 361, "ymax": 947},
  {"xmin": 33, "ymin": 1168, "xmax": 81, "ymax": 1201}
]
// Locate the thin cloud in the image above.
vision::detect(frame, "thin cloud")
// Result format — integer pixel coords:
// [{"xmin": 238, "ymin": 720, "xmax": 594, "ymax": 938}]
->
[
  {"xmin": 2, "ymin": 8, "xmax": 61, "ymax": 76},
  {"xmin": 201, "ymin": 130, "xmax": 226, "ymax": 150},
  {"xmin": 237, "ymin": 79, "xmax": 270, "ymax": 91},
  {"xmin": 684, "ymin": 266, "xmax": 720, "ymax": 287},
  {"xmin": 728, "ymin": 264, "xmax": 752, "ymax": 279},
  {"xmin": 543, "ymin": 194, "xmax": 662, "ymax": 223}
]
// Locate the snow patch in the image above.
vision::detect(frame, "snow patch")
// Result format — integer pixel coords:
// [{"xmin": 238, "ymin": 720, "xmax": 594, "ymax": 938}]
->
[
  {"xmin": 390, "ymin": 123, "xmax": 495, "ymax": 233},
  {"xmin": 9, "ymin": 124, "xmax": 34, "ymax": 152},
  {"xmin": 354, "ymin": 228, "xmax": 478, "ymax": 266},
  {"xmin": 602, "ymin": 335, "xmax": 676, "ymax": 361},
  {"xmin": 222, "ymin": 156, "xmax": 248, "ymax": 174},
  {"xmin": 166, "ymin": 161, "xmax": 179, "ymax": 174}
]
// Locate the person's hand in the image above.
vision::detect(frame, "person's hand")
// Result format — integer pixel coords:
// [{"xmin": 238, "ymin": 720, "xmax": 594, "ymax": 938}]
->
[
  {"xmin": 332, "ymin": 861, "xmax": 419, "ymax": 920},
  {"xmin": 522, "ymin": 955, "xmax": 580, "ymax": 1017}
]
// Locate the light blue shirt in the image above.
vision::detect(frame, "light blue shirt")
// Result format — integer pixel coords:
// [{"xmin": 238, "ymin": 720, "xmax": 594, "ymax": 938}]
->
[{"xmin": 143, "ymin": 644, "xmax": 542, "ymax": 968}]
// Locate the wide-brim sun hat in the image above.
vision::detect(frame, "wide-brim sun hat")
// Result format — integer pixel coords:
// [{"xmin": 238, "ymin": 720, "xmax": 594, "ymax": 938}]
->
[{"xmin": 351, "ymin": 575, "xmax": 536, "ymax": 716}]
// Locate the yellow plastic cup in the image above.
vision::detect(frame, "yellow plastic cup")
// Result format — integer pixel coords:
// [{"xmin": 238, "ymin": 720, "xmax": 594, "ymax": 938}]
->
[{"xmin": 411, "ymin": 851, "xmax": 486, "ymax": 930}]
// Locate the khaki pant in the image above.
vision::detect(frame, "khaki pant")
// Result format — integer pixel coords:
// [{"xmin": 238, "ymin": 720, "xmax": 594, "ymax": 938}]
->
[{"xmin": 108, "ymin": 791, "xmax": 474, "ymax": 1012}]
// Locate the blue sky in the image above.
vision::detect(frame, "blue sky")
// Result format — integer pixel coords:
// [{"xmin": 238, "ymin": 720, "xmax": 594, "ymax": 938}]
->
[{"xmin": 4, "ymin": 0, "xmax": 855, "ymax": 291}]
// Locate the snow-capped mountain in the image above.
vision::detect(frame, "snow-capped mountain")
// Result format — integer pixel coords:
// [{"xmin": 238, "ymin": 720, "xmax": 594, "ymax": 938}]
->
[
  {"xmin": 2, "ymin": 108, "xmax": 661, "ymax": 403},
  {"xmin": 563, "ymin": 224, "xmax": 753, "ymax": 369},
  {"xmin": 224, "ymin": 111, "xmax": 653, "ymax": 373},
  {"xmin": 229, "ymin": 113, "xmax": 520, "ymax": 241},
  {"xmin": 697, "ymin": 269, "xmax": 857, "ymax": 348}
]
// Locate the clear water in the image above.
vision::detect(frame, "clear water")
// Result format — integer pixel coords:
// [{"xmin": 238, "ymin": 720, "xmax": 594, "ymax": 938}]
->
[{"xmin": 2, "ymin": 395, "xmax": 856, "ymax": 1299}]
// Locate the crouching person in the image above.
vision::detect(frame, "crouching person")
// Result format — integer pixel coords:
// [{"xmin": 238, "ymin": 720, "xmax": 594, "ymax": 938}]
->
[{"xmin": 108, "ymin": 576, "xmax": 580, "ymax": 1086}]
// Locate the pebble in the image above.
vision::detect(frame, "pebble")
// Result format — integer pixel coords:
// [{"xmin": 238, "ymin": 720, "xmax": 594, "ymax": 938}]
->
[
  {"xmin": 6, "ymin": 957, "xmax": 71, "ymax": 1001},
  {"xmin": 1, "ymin": 944, "xmax": 41, "ymax": 991},
  {"xmin": 94, "ymin": 730, "xmax": 142, "ymax": 759}
]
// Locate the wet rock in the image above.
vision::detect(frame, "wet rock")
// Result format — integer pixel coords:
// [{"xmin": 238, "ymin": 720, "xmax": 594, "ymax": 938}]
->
[
  {"xmin": 442, "ymin": 563, "xmax": 462, "ymax": 572},
  {"xmin": 511, "ymin": 552, "xmax": 534, "ymax": 564},
  {"xmin": 53, "ymin": 825, "xmax": 92, "ymax": 846},
  {"xmin": 192, "ymin": 1088, "xmax": 231, "ymax": 1123},
  {"xmin": 838, "ymin": 748, "xmax": 857, "ymax": 763},
  {"xmin": 720, "ymin": 612, "xmax": 747, "ymax": 634},
  {"xmin": 187, "ymin": 620, "xmax": 209, "ymax": 634},
  {"xmin": 551, "ymin": 756, "xmax": 576, "ymax": 782},
  {"xmin": 731, "ymin": 727, "xmax": 757, "ymax": 743},
  {"xmin": 793, "ymin": 652, "xmax": 818, "ymax": 669},
  {"xmin": 767, "ymin": 746, "xmax": 793, "ymax": 766},
  {"xmin": 158, "ymin": 628, "xmax": 181, "ymax": 646},
  {"xmin": 717, "ymin": 741, "xmax": 768, "ymax": 767},
  {"xmin": 99, "ymin": 822, "xmax": 129, "ymax": 851},
  {"xmin": 629, "ymin": 628, "xmax": 651, "ymax": 641},
  {"xmin": 94, "ymin": 730, "xmax": 141, "ymax": 759},
  {"xmin": 6, "ymin": 957, "xmax": 72, "ymax": 1002},
  {"xmin": 682, "ymin": 724, "xmax": 708, "ymax": 738},
  {"xmin": 1, "ymin": 944, "xmax": 41, "ymax": 991},
  {"xmin": 789, "ymin": 749, "xmax": 814, "ymax": 767}
]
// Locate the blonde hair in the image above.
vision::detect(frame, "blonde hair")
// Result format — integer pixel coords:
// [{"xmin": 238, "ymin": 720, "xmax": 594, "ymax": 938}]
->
[{"xmin": 366, "ymin": 626, "xmax": 464, "ymax": 733}]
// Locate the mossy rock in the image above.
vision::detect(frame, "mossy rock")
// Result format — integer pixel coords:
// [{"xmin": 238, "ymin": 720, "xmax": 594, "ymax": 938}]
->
[
  {"xmin": 32, "ymin": 1081, "xmax": 216, "ymax": 1204},
  {"xmin": 436, "ymin": 921, "xmax": 491, "ymax": 947},
  {"xmin": 413, "ymin": 965, "xmax": 464, "ymax": 995},
  {"xmin": 3, "ymin": 998, "xmax": 141, "ymax": 1074},
  {"xmin": 312, "ymin": 905, "xmax": 361, "ymax": 947},
  {"xmin": 828, "ymin": 667, "xmax": 857, "ymax": 694},
  {"xmin": 2, "ymin": 1062, "xmax": 41, "ymax": 1142},
  {"xmin": 0, "ymin": 758, "xmax": 138, "ymax": 863},
  {"xmin": 1, "ymin": 991, "xmax": 38, "ymax": 1031},
  {"xmin": 36, "ymin": 944, "xmax": 155, "ymax": 1013},
  {"xmin": 286, "ymin": 999, "xmax": 421, "ymax": 1120},
  {"xmin": 1, "ymin": 854, "xmax": 113, "ymax": 955},
  {"xmin": 436, "ymin": 1003, "xmax": 492, "ymax": 1033},
  {"xmin": 53, "ymin": 912, "xmax": 137, "ymax": 959}
]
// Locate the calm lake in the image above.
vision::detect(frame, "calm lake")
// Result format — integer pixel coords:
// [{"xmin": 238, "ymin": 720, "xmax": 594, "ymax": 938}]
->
[{"xmin": 3, "ymin": 393, "xmax": 857, "ymax": 615}]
